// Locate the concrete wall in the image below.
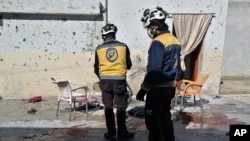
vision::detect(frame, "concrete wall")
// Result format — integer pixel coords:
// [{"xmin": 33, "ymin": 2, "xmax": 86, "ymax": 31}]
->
[
  {"xmin": 0, "ymin": 0, "xmax": 228, "ymax": 99},
  {"xmin": 221, "ymin": 0, "xmax": 250, "ymax": 78}
]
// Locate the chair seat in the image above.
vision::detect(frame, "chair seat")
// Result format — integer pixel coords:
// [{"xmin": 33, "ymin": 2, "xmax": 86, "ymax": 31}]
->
[{"xmin": 178, "ymin": 88, "xmax": 200, "ymax": 96}]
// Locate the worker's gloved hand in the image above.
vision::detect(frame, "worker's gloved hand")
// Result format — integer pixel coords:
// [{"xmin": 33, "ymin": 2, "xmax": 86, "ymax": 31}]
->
[{"xmin": 136, "ymin": 89, "xmax": 147, "ymax": 101}]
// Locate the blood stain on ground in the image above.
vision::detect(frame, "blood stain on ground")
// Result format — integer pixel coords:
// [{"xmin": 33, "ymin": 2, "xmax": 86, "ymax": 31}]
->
[
  {"xmin": 192, "ymin": 113, "xmax": 246, "ymax": 128},
  {"xmin": 127, "ymin": 118, "xmax": 147, "ymax": 132},
  {"xmin": 66, "ymin": 127, "xmax": 88, "ymax": 136},
  {"xmin": 177, "ymin": 112, "xmax": 246, "ymax": 129},
  {"xmin": 66, "ymin": 125, "xmax": 89, "ymax": 136}
]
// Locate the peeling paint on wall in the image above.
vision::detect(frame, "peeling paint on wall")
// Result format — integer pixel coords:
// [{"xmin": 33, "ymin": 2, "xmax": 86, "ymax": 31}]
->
[{"xmin": 0, "ymin": 15, "xmax": 101, "ymax": 52}]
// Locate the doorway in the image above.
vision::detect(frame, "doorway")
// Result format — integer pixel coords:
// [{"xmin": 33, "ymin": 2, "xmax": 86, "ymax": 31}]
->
[
  {"xmin": 172, "ymin": 14, "xmax": 213, "ymax": 81},
  {"xmin": 181, "ymin": 40, "xmax": 203, "ymax": 81}
]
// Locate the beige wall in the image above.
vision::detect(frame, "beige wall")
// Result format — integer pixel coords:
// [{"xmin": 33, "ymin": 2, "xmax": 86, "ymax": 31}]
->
[
  {"xmin": 0, "ymin": 52, "xmax": 95, "ymax": 99},
  {"xmin": 0, "ymin": 52, "xmax": 148, "ymax": 99},
  {"xmin": 201, "ymin": 50, "xmax": 224, "ymax": 94},
  {"xmin": 0, "ymin": 49, "xmax": 224, "ymax": 99}
]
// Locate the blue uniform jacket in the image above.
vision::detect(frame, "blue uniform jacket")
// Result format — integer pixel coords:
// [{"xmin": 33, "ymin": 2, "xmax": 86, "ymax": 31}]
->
[{"xmin": 141, "ymin": 31, "xmax": 181, "ymax": 91}]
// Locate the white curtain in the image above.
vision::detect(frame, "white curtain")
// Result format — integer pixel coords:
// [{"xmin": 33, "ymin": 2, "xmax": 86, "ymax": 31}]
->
[{"xmin": 172, "ymin": 14, "xmax": 213, "ymax": 71}]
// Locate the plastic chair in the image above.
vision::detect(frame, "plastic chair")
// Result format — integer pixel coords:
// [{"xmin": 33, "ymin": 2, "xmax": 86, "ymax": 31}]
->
[
  {"xmin": 175, "ymin": 73, "xmax": 209, "ymax": 111},
  {"xmin": 52, "ymin": 79, "xmax": 90, "ymax": 121}
]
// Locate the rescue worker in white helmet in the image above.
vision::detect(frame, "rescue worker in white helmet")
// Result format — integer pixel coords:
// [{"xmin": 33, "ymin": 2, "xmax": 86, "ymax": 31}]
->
[
  {"xmin": 136, "ymin": 7, "xmax": 181, "ymax": 141},
  {"xmin": 94, "ymin": 23, "xmax": 134, "ymax": 141}
]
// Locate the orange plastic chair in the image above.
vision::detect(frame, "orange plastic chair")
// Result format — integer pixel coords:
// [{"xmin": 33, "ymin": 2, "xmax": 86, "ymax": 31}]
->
[
  {"xmin": 175, "ymin": 73, "xmax": 209, "ymax": 111},
  {"xmin": 52, "ymin": 79, "xmax": 90, "ymax": 121}
]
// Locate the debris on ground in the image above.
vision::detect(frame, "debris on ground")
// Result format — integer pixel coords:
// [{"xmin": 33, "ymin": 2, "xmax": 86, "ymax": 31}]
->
[
  {"xmin": 27, "ymin": 108, "xmax": 37, "ymax": 114},
  {"xmin": 213, "ymin": 95, "xmax": 221, "ymax": 99},
  {"xmin": 22, "ymin": 96, "xmax": 42, "ymax": 103}
]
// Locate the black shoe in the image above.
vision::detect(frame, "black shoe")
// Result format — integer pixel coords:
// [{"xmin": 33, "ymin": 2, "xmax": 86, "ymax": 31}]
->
[
  {"xmin": 104, "ymin": 132, "xmax": 116, "ymax": 141},
  {"xmin": 117, "ymin": 131, "xmax": 135, "ymax": 139}
]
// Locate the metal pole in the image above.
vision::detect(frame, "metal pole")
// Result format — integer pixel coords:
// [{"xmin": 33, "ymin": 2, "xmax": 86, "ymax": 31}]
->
[{"xmin": 105, "ymin": 0, "xmax": 108, "ymax": 24}]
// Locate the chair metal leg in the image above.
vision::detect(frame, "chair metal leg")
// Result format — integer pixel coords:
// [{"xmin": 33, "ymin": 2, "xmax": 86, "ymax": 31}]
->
[
  {"xmin": 69, "ymin": 103, "xmax": 72, "ymax": 121},
  {"xmin": 56, "ymin": 101, "xmax": 60, "ymax": 118},
  {"xmin": 194, "ymin": 95, "xmax": 196, "ymax": 105},
  {"xmin": 175, "ymin": 94, "xmax": 178, "ymax": 107},
  {"xmin": 73, "ymin": 98, "xmax": 77, "ymax": 110},
  {"xmin": 86, "ymin": 97, "xmax": 88, "ymax": 121},
  {"xmin": 200, "ymin": 96, "xmax": 203, "ymax": 110},
  {"xmin": 180, "ymin": 96, "xmax": 184, "ymax": 112},
  {"xmin": 72, "ymin": 98, "xmax": 78, "ymax": 121}
]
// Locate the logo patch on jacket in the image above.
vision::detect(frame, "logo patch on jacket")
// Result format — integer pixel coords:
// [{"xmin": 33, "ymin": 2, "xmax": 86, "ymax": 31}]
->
[{"xmin": 106, "ymin": 47, "xmax": 118, "ymax": 62}]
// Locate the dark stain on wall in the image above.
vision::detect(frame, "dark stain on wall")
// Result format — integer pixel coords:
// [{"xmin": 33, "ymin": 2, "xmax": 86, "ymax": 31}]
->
[
  {"xmin": 15, "ymin": 25, "xmax": 18, "ymax": 32},
  {"xmin": 136, "ymin": 55, "xmax": 141, "ymax": 62},
  {"xmin": 22, "ymin": 62, "xmax": 27, "ymax": 67},
  {"xmin": 14, "ymin": 46, "xmax": 20, "ymax": 49}
]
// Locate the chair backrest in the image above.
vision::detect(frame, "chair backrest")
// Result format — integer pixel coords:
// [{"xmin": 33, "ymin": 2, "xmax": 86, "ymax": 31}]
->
[
  {"xmin": 56, "ymin": 81, "xmax": 72, "ymax": 101},
  {"xmin": 185, "ymin": 73, "xmax": 209, "ymax": 96},
  {"xmin": 195, "ymin": 73, "xmax": 209, "ymax": 85}
]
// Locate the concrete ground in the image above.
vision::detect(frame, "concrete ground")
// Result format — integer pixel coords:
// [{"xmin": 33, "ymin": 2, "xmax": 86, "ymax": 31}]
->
[{"xmin": 1, "ymin": 90, "xmax": 250, "ymax": 141}]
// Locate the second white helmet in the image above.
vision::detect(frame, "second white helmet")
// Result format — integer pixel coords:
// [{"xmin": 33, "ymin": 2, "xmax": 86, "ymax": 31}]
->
[{"xmin": 141, "ymin": 7, "xmax": 168, "ymax": 28}]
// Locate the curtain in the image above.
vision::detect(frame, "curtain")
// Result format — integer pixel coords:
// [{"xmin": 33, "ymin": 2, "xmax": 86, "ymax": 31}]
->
[{"xmin": 172, "ymin": 14, "xmax": 213, "ymax": 71}]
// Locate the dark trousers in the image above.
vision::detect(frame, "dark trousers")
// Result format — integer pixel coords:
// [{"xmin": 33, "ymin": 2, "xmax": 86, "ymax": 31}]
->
[
  {"xmin": 100, "ymin": 82, "xmax": 128, "ymax": 111},
  {"xmin": 100, "ymin": 81, "xmax": 130, "ymax": 135},
  {"xmin": 145, "ymin": 87, "xmax": 175, "ymax": 141}
]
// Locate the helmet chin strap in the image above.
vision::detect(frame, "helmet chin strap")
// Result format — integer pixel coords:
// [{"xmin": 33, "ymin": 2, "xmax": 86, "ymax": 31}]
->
[
  {"xmin": 102, "ymin": 36, "xmax": 106, "ymax": 40},
  {"xmin": 147, "ymin": 28, "xmax": 154, "ymax": 39},
  {"xmin": 147, "ymin": 27, "xmax": 158, "ymax": 39}
]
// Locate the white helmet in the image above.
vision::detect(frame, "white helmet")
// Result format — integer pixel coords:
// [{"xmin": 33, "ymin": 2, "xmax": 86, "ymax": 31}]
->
[{"xmin": 141, "ymin": 7, "xmax": 168, "ymax": 28}]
